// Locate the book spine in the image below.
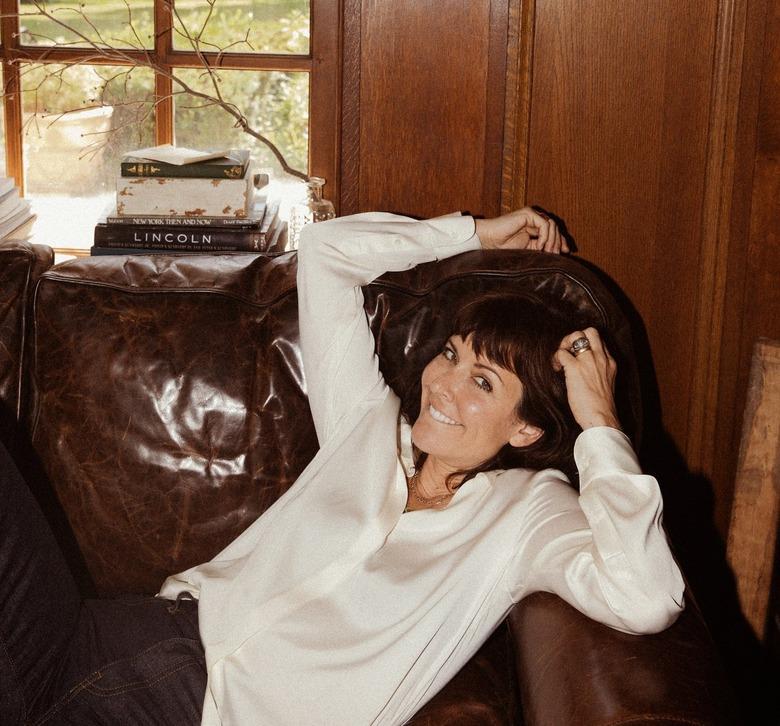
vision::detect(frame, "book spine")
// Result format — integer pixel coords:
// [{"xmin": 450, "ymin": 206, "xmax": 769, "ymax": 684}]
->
[
  {"xmin": 104, "ymin": 214, "xmax": 262, "ymax": 228},
  {"xmin": 91, "ymin": 247, "xmax": 272, "ymax": 256},
  {"xmin": 94, "ymin": 225, "xmax": 270, "ymax": 251},
  {"xmin": 120, "ymin": 161, "xmax": 245, "ymax": 179},
  {"xmin": 116, "ymin": 175, "xmax": 252, "ymax": 217}
]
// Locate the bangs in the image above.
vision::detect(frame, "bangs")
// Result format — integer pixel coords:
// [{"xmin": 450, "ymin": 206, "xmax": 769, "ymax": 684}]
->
[
  {"xmin": 452, "ymin": 293, "xmax": 555, "ymax": 375},
  {"xmin": 455, "ymin": 318, "xmax": 521, "ymax": 374}
]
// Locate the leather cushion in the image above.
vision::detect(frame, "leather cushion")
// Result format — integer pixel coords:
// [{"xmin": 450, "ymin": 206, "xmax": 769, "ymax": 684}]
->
[{"xmin": 27, "ymin": 249, "xmax": 639, "ymax": 595}]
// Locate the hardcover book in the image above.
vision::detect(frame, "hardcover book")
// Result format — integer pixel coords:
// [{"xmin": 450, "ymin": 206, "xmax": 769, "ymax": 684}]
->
[
  {"xmin": 0, "ymin": 205, "xmax": 34, "ymax": 240},
  {"xmin": 121, "ymin": 149, "xmax": 250, "ymax": 179},
  {"xmin": 0, "ymin": 178, "xmax": 34, "ymax": 240},
  {"xmin": 115, "ymin": 174, "xmax": 253, "ymax": 218},
  {"xmin": 90, "ymin": 246, "xmax": 272, "ymax": 256},
  {"xmin": 93, "ymin": 221, "xmax": 274, "ymax": 252},
  {"xmin": 91, "ymin": 219, "xmax": 288, "ymax": 256},
  {"xmin": 122, "ymin": 144, "xmax": 236, "ymax": 164},
  {"xmin": 104, "ymin": 200, "xmax": 267, "ymax": 227}
]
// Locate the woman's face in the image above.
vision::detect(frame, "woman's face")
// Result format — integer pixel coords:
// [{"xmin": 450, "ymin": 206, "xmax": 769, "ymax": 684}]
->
[{"xmin": 411, "ymin": 335, "xmax": 541, "ymax": 472}]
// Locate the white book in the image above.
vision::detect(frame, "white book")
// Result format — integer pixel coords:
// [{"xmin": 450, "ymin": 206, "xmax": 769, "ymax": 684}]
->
[
  {"xmin": 0, "ymin": 188, "xmax": 23, "ymax": 222},
  {"xmin": 116, "ymin": 174, "xmax": 254, "ymax": 218},
  {"xmin": 0, "ymin": 204, "xmax": 34, "ymax": 241},
  {"xmin": 0, "ymin": 177, "xmax": 15, "ymax": 198},
  {"xmin": 123, "ymin": 144, "xmax": 234, "ymax": 165}
]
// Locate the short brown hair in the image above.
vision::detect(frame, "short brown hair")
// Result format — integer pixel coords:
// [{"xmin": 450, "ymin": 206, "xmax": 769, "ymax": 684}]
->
[{"xmin": 400, "ymin": 292, "xmax": 581, "ymax": 488}]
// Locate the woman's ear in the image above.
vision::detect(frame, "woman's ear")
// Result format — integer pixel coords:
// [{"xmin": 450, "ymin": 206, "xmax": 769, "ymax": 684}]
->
[{"xmin": 508, "ymin": 421, "xmax": 543, "ymax": 448}]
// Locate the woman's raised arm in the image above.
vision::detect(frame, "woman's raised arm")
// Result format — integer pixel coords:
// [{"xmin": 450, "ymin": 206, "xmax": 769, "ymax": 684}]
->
[
  {"xmin": 504, "ymin": 426, "xmax": 686, "ymax": 634},
  {"xmin": 296, "ymin": 207, "xmax": 566, "ymax": 445},
  {"xmin": 296, "ymin": 212, "xmax": 480, "ymax": 444},
  {"xmin": 504, "ymin": 327, "xmax": 684, "ymax": 635}
]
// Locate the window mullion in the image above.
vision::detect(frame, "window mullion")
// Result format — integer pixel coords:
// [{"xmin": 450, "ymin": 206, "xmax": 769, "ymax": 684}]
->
[
  {"xmin": 166, "ymin": 50, "xmax": 311, "ymax": 72},
  {"xmin": 1, "ymin": 0, "xmax": 22, "ymax": 188},
  {"xmin": 1, "ymin": 60, "xmax": 23, "ymax": 192},
  {"xmin": 154, "ymin": 0, "xmax": 174, "ymax": 145},
  {"xmin": 155, "ymin": 73, "xmax": 174, "ymax": 145},
  {"xmin": 310, "ymin": 0, "xmax": 340, "ymax": 205}
]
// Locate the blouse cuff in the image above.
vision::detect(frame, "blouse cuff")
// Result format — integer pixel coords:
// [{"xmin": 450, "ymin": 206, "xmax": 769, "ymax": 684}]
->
[
  {"xmin": 426, "ymin": 214, "xmax": 480, "ymax": 258},
  {"xmin": 574, "ymin": 426, "xmax": 642, "ymax": 489}
]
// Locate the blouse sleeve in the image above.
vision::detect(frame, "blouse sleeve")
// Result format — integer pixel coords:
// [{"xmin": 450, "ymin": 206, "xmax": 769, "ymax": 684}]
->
[
  {"xmin": 296, "ymin": 212, "xmax": 480, "ymax": 445},
  {"xmin": 504, "ymin": 427, "xmax": 686, "ymax": 634}
]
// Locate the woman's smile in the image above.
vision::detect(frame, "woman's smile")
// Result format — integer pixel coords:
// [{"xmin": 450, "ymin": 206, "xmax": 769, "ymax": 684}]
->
[
  {"xmin": 411, "ymin": 335, "xmax": 534, "ymax": 472},
  {"xmin": 427, "ymin": 404, "xmax": 461, "ymax": 426}
]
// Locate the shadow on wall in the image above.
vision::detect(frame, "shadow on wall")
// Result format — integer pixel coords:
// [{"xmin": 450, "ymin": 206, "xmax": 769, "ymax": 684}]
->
[{"xmin": 579, "ymin": 258, "xmax": 779, "ymax": 725}]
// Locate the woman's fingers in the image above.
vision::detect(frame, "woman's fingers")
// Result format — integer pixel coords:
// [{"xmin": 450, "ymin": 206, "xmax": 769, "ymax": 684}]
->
[
  {"xmin": 555, "ymin": 328, "xmax": 620, "ymax": 430},
  {"xmin": 540, "ymin": 224, "xmax": 556, "ymax": 253},
  {"xmin": 538, "ymin": 217, "xmax": 551, "ymax": 249},
  {"xmin": 542, "ymin": 219, "xmax": 560, "ymax": 253},
  {"xmin": 526, "ymin": 209, "xmax": 551, "ymax": 250},
  {"xmin": 537, "ymin": 214, "xmax": 570, "ymax": 254},
  {"xmin": 477, "ymin": 207, "xmax": 568, "ymax": 254},
  {"xmin": 527, "ymin": 208, "xmax": 568, "ymax": 254},
  {"xmin": 559, "ymin": 328, "xmax": 602, "ymax": 355},
  {"xmin": 557, "ymin": 227, "xmax": 571, "ymax": 254}
]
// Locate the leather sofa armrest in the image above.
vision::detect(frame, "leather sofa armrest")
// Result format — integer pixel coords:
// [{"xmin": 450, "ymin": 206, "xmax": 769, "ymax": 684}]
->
[
  {"xmin": 0, "ymin": 239, "xmax": 54, "ymax": 445},
  {"xmin": 407, "ymin": 622, "xmax": 518, "ymax": 724},
  {"xmin": 509, "ymin": 591, "xmax": 739, "ymax": 725}
]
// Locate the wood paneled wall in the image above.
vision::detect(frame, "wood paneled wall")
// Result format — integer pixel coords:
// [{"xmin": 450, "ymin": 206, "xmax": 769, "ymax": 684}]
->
[
  {"xmin": 338, "ymin": 0, "xmax": 778, "ymax": 544},
  {"xmin": 340, "ymin": 0, "xmax": 509, "ymax": 217},
  {"xmin": 525, "ymin": 0, "xmax": 719, "ymax": 478}
]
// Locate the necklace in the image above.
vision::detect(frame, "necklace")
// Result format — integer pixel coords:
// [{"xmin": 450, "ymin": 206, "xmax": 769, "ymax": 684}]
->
[{"xmin": 405, "ymin": 470, "xmax": 452, "ymax": 512}]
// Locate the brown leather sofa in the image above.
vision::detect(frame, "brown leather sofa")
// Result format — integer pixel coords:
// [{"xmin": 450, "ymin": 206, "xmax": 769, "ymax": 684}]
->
[{"xmin": 0, "ymin": 238, "xmax": 738, "ymax": 725}]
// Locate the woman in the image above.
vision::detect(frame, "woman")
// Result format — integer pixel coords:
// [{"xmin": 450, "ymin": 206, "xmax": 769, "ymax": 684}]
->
[
  {"xmin": 159, "ymin": 207, "xmax": 684, "ymax": 724},
  {"xmin": 0, "ymin": 208, "xmax": 684, "ymax": 726}
]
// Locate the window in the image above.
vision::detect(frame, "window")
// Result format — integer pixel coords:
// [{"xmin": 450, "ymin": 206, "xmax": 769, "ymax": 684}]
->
[{"xmin": 0, "ymin": 0, "xmax": 338, "ymax": 256}]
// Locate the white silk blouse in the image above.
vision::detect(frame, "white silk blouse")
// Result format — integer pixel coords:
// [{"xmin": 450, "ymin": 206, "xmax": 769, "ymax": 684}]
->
[{"xmin": 159, "ymin": 212, "xmax": 685, "ymax": 725}]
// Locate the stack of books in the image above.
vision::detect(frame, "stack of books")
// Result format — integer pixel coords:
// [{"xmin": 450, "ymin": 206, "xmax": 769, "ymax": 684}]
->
[
  {"xmin": 0, "ymin": 177, "xmax": 35, "ymax": 242},
  {"xmin": 91, "ymin": 145, "xmax": 287, "ymax": 256}
]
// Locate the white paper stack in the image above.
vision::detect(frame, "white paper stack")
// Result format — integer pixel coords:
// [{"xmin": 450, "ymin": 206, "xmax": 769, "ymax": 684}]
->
[{"xmin": 0, "ymin": 178, "xmax": 35, "ymax": 240}]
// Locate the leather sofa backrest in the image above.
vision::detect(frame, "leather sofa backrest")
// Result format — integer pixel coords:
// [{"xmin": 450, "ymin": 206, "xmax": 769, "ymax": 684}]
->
[
  {"xmin": 0, "ymin": 240, "xmax": 54, "ymax": 446},
  {"xmin": 27, "ymin": 249, "xmax": 640, "ymax": 595}
]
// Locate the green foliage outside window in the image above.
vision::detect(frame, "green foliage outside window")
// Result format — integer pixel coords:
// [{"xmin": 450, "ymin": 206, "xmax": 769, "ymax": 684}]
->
[
  {"xmin": 19, "ymin": 0, "xmax": 156, "ymax": 48},
  {"xmin": 175, "ymin": 68, "xmax": 308, "ymax": 173},
  {"xmin": 19, "ymin": 1, "xmax": 309, "ymax": 54},
  {"xmin": 18, "ymin": 0, "xmax": 310, "ymax": 182},
  {"xmin": 22, "ymin": 63, "xmax": 155, "ymax": 194}
]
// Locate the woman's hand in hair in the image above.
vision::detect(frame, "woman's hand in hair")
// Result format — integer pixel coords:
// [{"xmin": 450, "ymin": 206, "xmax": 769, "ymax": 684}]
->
[
  {"xmin": 475, "ymin": 207, "xmax": 569, "ymax": 254},
  {"xmin": 554, "ymin": 328, "xmax": 621, "ymax": 430}
]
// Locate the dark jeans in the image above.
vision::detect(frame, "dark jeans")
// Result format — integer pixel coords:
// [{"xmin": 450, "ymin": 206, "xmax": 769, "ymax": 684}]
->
[{"xmin": 0, "ymin": 440, "xmax": 206, "ymax": 725}]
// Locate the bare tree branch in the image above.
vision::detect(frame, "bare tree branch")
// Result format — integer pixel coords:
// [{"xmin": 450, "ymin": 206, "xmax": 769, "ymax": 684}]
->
[
  {"xmin": 121, "ymin": 0, "xmax": 150, "ymax": 52},
  {"xmin": 3, "ymin": 0, "xmax": 310, "ymax": 181}
]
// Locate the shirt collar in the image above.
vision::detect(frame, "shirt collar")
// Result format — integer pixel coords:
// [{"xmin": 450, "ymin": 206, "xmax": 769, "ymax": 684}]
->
[{"xmin": 398, "ymin": 416, "xmax": 416, "ymax": 477}]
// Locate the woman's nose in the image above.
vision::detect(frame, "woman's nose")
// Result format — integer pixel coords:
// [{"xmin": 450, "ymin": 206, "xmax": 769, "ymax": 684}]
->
[{"xmin": 429, "ymin": 369, "xmax": 456, "ymax": 399}]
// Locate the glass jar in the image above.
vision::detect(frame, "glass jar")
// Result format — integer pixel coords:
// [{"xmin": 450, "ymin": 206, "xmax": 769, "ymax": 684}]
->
[{"xmin": 288, "ymin": 177, "xmax": 336, "ymax": 249}]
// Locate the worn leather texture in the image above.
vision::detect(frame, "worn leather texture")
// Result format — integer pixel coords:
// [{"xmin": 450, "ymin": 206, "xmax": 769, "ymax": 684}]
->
[
  {"xmin": 0, "ymin": 240, "xmax": 53, "ymax": 446},
  {"xmin": 27, "ymin": 250, "xmax": 639, "ymax": 596},
  {"xmin": 510, "ymin": 591, "xmax": 740, "ymax": 725},
  {"xmin": 11, "ymin": 247, "xmax": 733, "ymax": 725}
]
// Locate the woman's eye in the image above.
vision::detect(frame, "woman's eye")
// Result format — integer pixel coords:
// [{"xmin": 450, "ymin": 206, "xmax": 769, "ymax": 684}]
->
[
  {"xmin": 474, "ymin": 377, "xmax": 492, "ymax": 393},
  {"xmin": 442, "ymin": 346, "xmax": 456, "ymax": 362}
]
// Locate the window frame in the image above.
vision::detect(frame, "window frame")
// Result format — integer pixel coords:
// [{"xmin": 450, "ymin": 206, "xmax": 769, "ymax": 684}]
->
[{"xmin": 0, "ymin": 0, "xmax": 340, "ymax": 203}]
